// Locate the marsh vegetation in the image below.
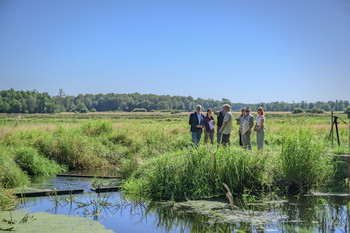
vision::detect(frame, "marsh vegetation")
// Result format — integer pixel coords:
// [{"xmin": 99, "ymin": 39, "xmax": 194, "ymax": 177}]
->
[{"xmin": 0, "ymin": 111, "xmax": 349, "ymax": 232}]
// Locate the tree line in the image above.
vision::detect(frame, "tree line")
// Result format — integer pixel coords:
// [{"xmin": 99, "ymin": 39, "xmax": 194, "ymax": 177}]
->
[{"xmin": 0, "ymin": 89, "xmax": 349, "ymax": 114}]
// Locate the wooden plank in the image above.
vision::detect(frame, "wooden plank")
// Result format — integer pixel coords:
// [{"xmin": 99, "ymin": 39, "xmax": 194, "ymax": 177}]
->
[
  {"xmin": 57, "ymin": 173, "xmax": 121, "ymax": 179},
  {"xmin": 333, "ymin": 154, "xmax": 350, "ymax": 158},
  {"xmin": 14, "ymin": 189, "xmax": 84, "ymax": 198},
  {"xmin": 91, "ymin": 186, "xmax": 121, "ymax": 193}
]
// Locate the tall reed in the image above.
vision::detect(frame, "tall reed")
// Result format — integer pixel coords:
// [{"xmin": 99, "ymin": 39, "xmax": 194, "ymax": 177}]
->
[
  {"xmin": 122, "ymin": 146, "xmax": 272, "ymax": 201},
  {"xmin": 277, "ymin": 128, "xmax": 334, "ymax": 193}
]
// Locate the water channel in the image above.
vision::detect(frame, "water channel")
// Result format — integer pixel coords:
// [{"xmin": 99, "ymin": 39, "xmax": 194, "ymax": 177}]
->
[{"xmin": 5, "ymin": 171, "xmax": 350, "ymax": 233}]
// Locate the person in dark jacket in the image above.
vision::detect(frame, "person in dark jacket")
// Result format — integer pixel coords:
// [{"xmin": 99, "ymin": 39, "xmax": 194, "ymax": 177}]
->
[
  {"xmin": 214, "ymin": 106, "xmax": 225, "ymax": 146},
  {"xmin": 189, "ymin": 105, "xmax": 205, "ymax": 146}
]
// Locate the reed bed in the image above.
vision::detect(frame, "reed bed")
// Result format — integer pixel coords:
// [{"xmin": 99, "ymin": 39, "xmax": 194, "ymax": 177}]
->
[{"xmin": 0, "ymin": 113, "xmax": 348, "ymax": 207}]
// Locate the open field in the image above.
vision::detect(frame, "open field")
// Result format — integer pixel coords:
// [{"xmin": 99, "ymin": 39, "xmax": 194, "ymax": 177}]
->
[{"xmin": 0, "ymin": 112, "xmax": 349, "ymax": 208}]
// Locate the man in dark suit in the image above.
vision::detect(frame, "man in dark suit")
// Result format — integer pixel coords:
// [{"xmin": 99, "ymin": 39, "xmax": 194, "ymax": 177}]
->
[{"xmin": 189, "ymin": 105, "xmax": 205, "ymax": 146}]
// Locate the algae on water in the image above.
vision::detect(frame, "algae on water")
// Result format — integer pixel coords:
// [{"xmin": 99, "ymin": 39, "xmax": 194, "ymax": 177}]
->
[
  {"xmin": 0, "ymin": 209, "xmax": 114, "ymax": 233},
  {"xmin": 171, "ymin": 200, "xmax": 287, "ymax": 226}
]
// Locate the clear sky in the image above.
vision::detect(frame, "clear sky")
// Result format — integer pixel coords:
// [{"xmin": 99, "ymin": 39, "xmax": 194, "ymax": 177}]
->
[{"xmin": 0, "ymin": 0, "xmax": 349, "ymax": 103}]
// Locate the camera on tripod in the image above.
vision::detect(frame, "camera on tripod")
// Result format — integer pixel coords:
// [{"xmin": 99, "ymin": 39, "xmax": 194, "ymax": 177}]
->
[{"xmin": 328, "ymin": 106, "xmax": 348, "ymax": 147}]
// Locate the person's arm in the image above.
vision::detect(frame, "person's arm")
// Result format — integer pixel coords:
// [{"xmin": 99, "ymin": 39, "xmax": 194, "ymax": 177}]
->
[
  {"xmin": 219, "ymin": 113, "xmax": 229, "ymax": 133},
  {"xmin": 189, "ymin": 114, "xmax": 196, "ymax": 127},
  {"xmin": 219, "ymin": 121, "xmax": 227, "ymax": 133},
  {"xmin": 249, "ymin": 116, "xmax": 254, "ymax": 131},
  {"xmin": 253, "ymin": 122, "xmax": 258, "ymax": 132},
  {"xmin": 200, "ymin": 114, "xmax": 205, "ymax": 127}
]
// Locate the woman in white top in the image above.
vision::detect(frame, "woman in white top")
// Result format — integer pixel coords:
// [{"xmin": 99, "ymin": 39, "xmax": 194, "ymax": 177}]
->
[{"xmin": 254, "ymin": 107, "xmax": 265, "ymax": 150}]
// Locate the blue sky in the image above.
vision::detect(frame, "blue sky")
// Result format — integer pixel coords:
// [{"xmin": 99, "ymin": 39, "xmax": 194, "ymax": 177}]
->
[{"xmin": 0, "ymin": 0, "xmax": 349, "ymax": 103}]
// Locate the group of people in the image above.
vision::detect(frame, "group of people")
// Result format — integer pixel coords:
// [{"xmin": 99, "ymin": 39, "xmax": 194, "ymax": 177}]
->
[{"xmin": 189, "ymin": 104, "xmax": 265, "ymax": 150}]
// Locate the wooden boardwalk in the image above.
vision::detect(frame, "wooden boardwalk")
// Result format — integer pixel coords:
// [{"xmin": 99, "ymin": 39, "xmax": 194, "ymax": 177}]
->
[
  {"xmin": 91, "ymin": 186, "xmax": 121, "ymax": 193},
  {"xmin": 14, "ymin": 189, "xmax": 84, "ymax": 198},
  {"xmin": 57, "ymin": 173, "xmax": 121, "ymax": 179}
]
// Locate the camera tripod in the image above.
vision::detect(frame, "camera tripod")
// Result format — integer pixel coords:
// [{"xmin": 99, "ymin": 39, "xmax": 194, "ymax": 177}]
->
[{"xmin": 328, "ymin": 115, "xmax": 347, "ymax": 146}]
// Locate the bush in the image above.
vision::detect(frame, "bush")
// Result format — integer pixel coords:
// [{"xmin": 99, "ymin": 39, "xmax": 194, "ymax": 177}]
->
[
  {"xmin": 0, "ymin": 187, "xmax": 16, "ymax": 209},
  {"xmin": 79, "ymin": 107, "xmax": 89, "ymax": 113},
  {"xmin": 90, "ymin": 108, "xmax": 97, "ymax": 112},
  {"xmin": 0, "ymin": 147, "xmax": 29, "ymax": 188},
  {"xmin": 80, "ymin": 120, "xmax": 113, "ymax": 136},
  {"xmin": 122, "ymin": 147, "xmax": 271, "ymax": 201},
  {"xmin": 344, "ymin": 106, "xmax": 350, "ymax": 114},
  {"xmin": 171, "ymin": 110, "xmax": 183, "ymax": 114},
  {"xmin": 14, "ymin": 147, "xmax": 67, "ymax": 175},
  {"xmin": 131, "ymin": 108, "xmax": 147, "ymax": 112},
  {"xmin": 306, "ymin": 108, "xmax": 325, "ymax": 114},
  {"xmin": 292, "ymin": 108, "xmax": 304, "ymax": 114},
  {"xmin": 278, "ymin": 128, "xmax": 333, "ymax": 193},
  {"xmin": 35, "ymin": 127, "xmax": 110, "ymax": 169}
]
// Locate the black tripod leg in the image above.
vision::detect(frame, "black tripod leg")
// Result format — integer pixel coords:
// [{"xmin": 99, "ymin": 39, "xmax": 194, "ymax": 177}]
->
[
  {"xmin": 335, "ymin": 121, "xmax": 340, "ymax": 146},
  {"xmin": 328, "ymin": 121, "xmax": 335, "ymax": 141}
]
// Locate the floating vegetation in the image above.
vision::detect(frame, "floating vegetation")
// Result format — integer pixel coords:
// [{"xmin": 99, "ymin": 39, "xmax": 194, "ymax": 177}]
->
[{"xmin": 0, "ymin": 210, "xmax": 113, "ymax": 233}]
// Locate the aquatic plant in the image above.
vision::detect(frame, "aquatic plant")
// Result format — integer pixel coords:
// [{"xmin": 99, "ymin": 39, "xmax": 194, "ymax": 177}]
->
[
  {"xmin": 277, "ymin": 128, "xmax": 334, "ymax": 193},
  {"xmin": 0, "ymin": 147, "xmax": 29, "ymax": 189},
  {"xmin": 14, "ymin": 147, "xmax": 66, "ymax": 175},
  {"xmin": 122, "ymin": 146, "xmax": 272, "ymax": 201}
]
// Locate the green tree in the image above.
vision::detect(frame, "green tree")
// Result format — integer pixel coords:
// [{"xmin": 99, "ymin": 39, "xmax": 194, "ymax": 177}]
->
[{"xmin": 10, "ymin": 100, "xmax": 22, "ymax": 113}]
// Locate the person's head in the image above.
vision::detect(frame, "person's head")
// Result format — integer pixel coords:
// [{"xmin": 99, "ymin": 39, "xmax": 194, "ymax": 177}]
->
[
  {"xmin": 257, "ymin": 107, "xmax": 264, "ymax": 116},
  {"xmin": 241, "ymin": 107, "xmax": 245, "ymax": 116},
  {"xmin": 222, "ymin": 104, "xmax": 231, "ymax": 113},
  {"xmin": 245, "ymin": 106, "xmax": 251, "ymax": 114},
  {"xmin": 196, "ymin": 105, "xmax": 202, "ymax": 114},
  {"xmin": 207, "ymin": 108, "xmax": 212, "ymax": 116}
]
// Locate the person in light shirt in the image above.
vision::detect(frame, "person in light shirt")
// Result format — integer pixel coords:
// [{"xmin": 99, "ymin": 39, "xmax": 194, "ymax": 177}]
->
[
  {"xmin": 242, "ymin": 106, "xmax": 254, "ymax": 150},
  {"xmin": 219, "ymin": 104, "xmax": 233, "ymax": 146},
  {"xmin": 254, "ymin": 107, "xmax": 265, "ymax": 150}
]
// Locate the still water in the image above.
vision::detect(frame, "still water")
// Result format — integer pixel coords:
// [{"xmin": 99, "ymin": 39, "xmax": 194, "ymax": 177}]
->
[{"xmin": 15, "ymin": 174, "xmax": 350, "ymax": 233}]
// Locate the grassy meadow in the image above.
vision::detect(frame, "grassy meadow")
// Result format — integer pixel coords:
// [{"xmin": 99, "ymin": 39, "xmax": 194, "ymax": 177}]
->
[{"xmin": 0, "ymin": 111, "xmax": 349, "ymax": 208}]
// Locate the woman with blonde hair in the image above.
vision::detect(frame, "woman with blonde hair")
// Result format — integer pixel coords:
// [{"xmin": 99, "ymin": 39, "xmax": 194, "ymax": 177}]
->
[{"xmin": 254, "ymin": 107, "xmax": 265, "ymax": 150}]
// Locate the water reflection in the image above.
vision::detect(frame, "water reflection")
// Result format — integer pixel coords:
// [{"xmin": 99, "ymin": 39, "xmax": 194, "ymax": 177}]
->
[
  {"xmin": 143, "ymin": 194, "xmax": 350, "ymax": 233},
  {"xmin": 17, "ymin": 178, "xmax": 350, "ymax": 233}
]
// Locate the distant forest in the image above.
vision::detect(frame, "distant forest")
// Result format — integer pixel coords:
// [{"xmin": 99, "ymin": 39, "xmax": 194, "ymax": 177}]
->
[{"xmin": 0, "ymin": 89, "xmax": 349, "ymax": 114}]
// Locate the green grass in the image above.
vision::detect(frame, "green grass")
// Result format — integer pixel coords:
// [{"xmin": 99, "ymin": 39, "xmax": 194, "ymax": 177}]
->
[
  {"xmin": 0, "ymin": 112, "xmax": 349, "ymax": 207},
  {"xmin": 14, "ymin": 147, "xmax": 66, "ymax": 176},
  {"xmin": 122, "ymin": 146, "xmax": 273, "ymax": 201},
  {"xmin": 277, "ymin": 128, "xmax": 334, "ymax": 193}
]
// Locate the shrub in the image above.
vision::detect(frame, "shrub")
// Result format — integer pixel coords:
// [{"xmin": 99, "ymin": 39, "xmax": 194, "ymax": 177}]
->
[
  {"xmin": 0, "ymin": 187, "xmax": 16, "ymax": 209},
  {"xmin": 90, "ymin": 108, "xmax": 97, "ymax": 112},
  {"xmin": 292, "ymin": 108, "xmax": 304, "ymax": 114},
  {"xmin": 79, "ymin": 107, "xmax": 89, "ymax": 113},
  {"xmin": 35, "ymin": 127, "xmax": 110, "ymax": 169},
  {"xmin": 306, "ymin": 108, "xmax": 325, "ymax": 114},
  {"xmin": 131, "ymin": 108, "xmax": 147, "ymax": 112},
  {"xmin": 278, "ymin": 128, "xmax": 333, "ymax": 193},
  {"xmin": 0, "ymin": 147, "xmax": 29, "ymax": 188},
  {"xmin": 171, "ymin": 109, "xmax": 183, "ymax": 114},
  {"xmin": 122, "ymin": 147, "xmax": 271, "ymax": 201},
  {"xmin": 14, "ymin": 147, "xmax": 67, "ymax": 175},
  {"xmin": 80, "ymin": 120, "xmax": 113, "ymax": 136},
  {"xmin": 344, "ymin": 106, "xmax": 350, "ymax": 114}
]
